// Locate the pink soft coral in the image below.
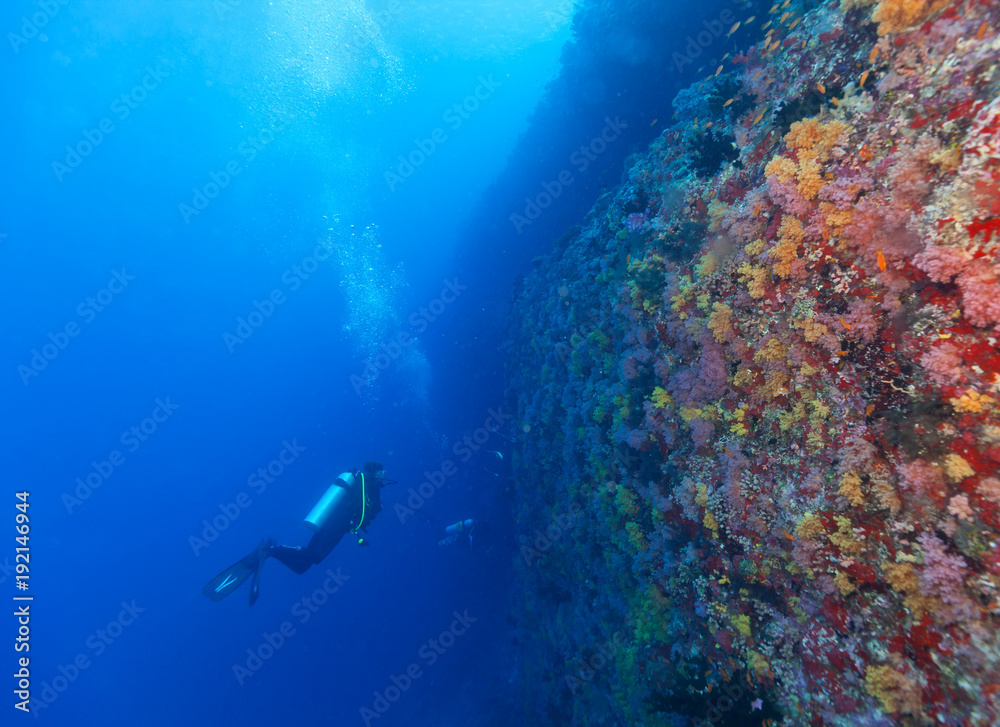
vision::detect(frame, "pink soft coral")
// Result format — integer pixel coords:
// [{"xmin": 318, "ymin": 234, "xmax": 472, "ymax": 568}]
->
[
  {"xmin": 920, "ymin": 342, "xmax": 965, "ymax": 387},
  {"xmin": 917, "ymin": 530, "xmax": 977, "ymax": 624},
  {"xmin": 898, "ymin": 459, "xmax": 946, "ymax": 498}
]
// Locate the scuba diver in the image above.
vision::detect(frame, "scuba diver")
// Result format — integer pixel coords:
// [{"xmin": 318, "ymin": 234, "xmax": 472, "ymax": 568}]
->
[
  {"xmin": 203, "ymin": 461, "xmax": 394, "ymax": 606},
  {"xmin": 436, "ymin": 517, "xmax": 492, "ymax": 553}
]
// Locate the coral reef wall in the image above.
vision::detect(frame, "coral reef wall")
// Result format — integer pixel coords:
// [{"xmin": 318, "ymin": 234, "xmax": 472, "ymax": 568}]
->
[{"xmin": 504, "ymin": 1, "xmax": 1000, "ymax": 724}]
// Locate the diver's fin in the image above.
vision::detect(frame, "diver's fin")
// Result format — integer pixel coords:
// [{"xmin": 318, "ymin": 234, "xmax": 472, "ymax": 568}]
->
[
  {"xmin": 202, "ymin": 552, "xmax": 258, "ymax": 602},
  {"xmin": 202, "ymin": 540, "xmax": 272, "ymax": 604},
  {"xmin": 248, "ymin": 544, "xmax": 268, "ymax": 607}
]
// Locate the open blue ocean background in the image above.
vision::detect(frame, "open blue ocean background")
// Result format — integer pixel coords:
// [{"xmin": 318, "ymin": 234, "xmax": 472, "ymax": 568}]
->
[{"xmin": 1, "ymin": 1, "xmax": 759, "ymax": 724}]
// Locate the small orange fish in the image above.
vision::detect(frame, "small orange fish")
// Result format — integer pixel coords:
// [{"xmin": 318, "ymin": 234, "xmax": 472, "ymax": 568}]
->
[
  {"xmin": 704, "ymin": 121, "xmax": 714, "ymax": 128},
  {"xmin": 817, "ymin": 81, "xmax": 826, "ymax": 94},
  {"xmin": 723, "ymin": 98, "xmax": 734, "ymax": 107},
  {"xmin": 789, "ymin": 17, "xmax": 801, "ymax": 30},
  {"xmin": 877, "ymin": 250, "xmax": 886, "ymax": 271},
  {"xmin": 782, "ymin": 0, "xmax": 791, "ymax": 8},
  {"xmin": 859, "ymin": 70, "xmax": 870, "ymax": 88},
  {"xmin": 769, "ymin": 3, "xmax": 779, "ymax": 13},
  {"xmin": 753, "ymin": 109, "xmax": 765, "ymax": 125},
  {"xmin": 746, "ymin": 15, "xmax": 756, "ymax": 24},
  {"xmin": 650, "ymin": 118, "xmax": 658, "ymax": 126},
  {"xmin": 780, "ymin": 11, "xmax": 790, "ymax": 24},
  {"xmin": 836, "ymin": 350, "xmax": 848, "ymax": 356},
  {"xmin": 977, "ymin": 21, "xmax": 988, "ymax": 42},
  {"xmin": 715, "ymin": 65, "xmax": 724, "ymax": 76},
  {"xmin": 727, "ymin": 21, "xmax": 741, "ymax": 37},
  {"xmin": 866, "ymin": 404, "xmax": 875, "ymax": 416},
  {"xmin": 831, "ymin": 97, "xmax": 840, "ymax": 107},
  {"xmin": 722, "ymin": 52, "xmax": 730, "ymax": 61},
  {"xmin": 783, "ymin": 529, "xmax": 795, "ymax": 541},
  {"xmin": 869, "ymin": 46, "xmax": 879, "ymax": 64},
  {"xmin": 725, "ymin": 447, "xmax": 734, "ymax": 456},
  {"xmin": 762, "ymin": 20, "xmax": 772, "ymax": 30},
  {"xmin": 752, "ymin": 70, "xmax": 762, "ymax": 80},
  {"xmin": 753, "ymin": 203, "xmax": 762, "ymax": 216},
  {"xmin": 769, "ymin": 39, "xmax": 781, "ymax": 52},
  {"xmin": 841, "ymin": 317, "xmax": 852, "ymax": 331}
]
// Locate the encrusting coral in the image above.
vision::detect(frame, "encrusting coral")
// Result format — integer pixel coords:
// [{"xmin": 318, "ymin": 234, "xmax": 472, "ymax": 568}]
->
[{"xmin": 505, "ymin": 0, "xmax": 1000, "ymax": 724}]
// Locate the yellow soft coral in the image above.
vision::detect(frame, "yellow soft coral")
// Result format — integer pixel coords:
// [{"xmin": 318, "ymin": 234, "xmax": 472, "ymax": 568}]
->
[
  {"xmin": 769, "ymin": 216, "xmax": 805, "ymax": 277},
  {"xmin": 785, "ymin": 118, "xmax": 848, "ymax": 160},
  {"xmin": 943, "ymin": 453, "xmax": 975, "ymax": 483},
  {"xmin": 765, "ymin": 155, "xmax": 798, "ymax": 183},
  {"xmin": 865, "ymin": 664, "xmax": 921, "ymax": 715},
  {"xmin": 737, "ymin": 262, "xmax": 768, "ymax": 299},
  {"xmin": 753, "ymin": 337, "xmax": 788, "ymax": 364},
  {"xmin": 834, "ymin": 571, "xmax": 857, "ymax": 595},
  {"xmin": 820, "ymin": 201, "xmax": 853, "ymax": 229},
  {"xmin": 884, "ymin": 562, "xmax": 934, "ymax": 620},
  {"xmin": 795, "ymin": 316, "xmax": 830, "ymax": 343},
  {"xmin": 707, "ymin": 302, "xmax": 733, "ymax": 343},
  {"xmin": 796, "ymin": 513, "xmax": 825, "ymax": 540},
  {"xmin": 950, "ymin": 388, "xmax": 994, "ymax": 413},
  {"xmin": 839, "ymin": 471, "xmax": 865, "ymax": 507},
  {"xmin": 797, "ymin": 156, "xmax": 824, "ymax": 200},
  {"xmin": 650, "ymin": 387, "xmax": 673, "ymax": 409},
  {"xmin": 871, "ymin": 0, "xmax": 949, "ymax": 36}
]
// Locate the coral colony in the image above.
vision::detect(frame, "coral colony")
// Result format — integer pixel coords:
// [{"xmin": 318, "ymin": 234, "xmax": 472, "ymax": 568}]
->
[{"xmin": 505, "ymin": 1, "xmax": 1000, "ymax": 724}]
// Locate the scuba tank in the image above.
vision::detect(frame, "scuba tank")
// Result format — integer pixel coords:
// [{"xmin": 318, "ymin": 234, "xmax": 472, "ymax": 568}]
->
[
  {"xmin": 439, "ymin": 518, "xmax": 476, "ymax": 546},
  {"xmin": 305, "ymin": 472, "xmax": 359, "ymax": 532}
]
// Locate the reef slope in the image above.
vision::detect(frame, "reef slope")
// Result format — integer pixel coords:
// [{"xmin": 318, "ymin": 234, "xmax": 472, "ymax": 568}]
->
[{"xmin": 505, "ymin": 1, "xmax": 1000, "ymax": 724}]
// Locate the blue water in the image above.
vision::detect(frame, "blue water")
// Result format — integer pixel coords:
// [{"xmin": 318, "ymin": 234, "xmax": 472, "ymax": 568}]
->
[{"xmin": 1, "ymin": 1, "xmax": 756, "ymax": 724}]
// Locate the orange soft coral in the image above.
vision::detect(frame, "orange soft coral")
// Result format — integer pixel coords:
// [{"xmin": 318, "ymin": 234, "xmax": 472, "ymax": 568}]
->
[{"xmin": 871, "ymin": 0, "xmax": 950, "ymax": 35}]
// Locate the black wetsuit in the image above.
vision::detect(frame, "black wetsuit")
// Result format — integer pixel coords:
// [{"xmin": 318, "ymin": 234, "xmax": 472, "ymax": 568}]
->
[{"xmin": 270, "ymin": 469, "xmax": 382, "ymax": 574}]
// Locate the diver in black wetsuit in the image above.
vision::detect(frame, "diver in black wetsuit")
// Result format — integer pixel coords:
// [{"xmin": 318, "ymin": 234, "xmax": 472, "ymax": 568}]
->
[{"xmin": 203, "ymin": 461, "xmax": 393, "ymax": 606}]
